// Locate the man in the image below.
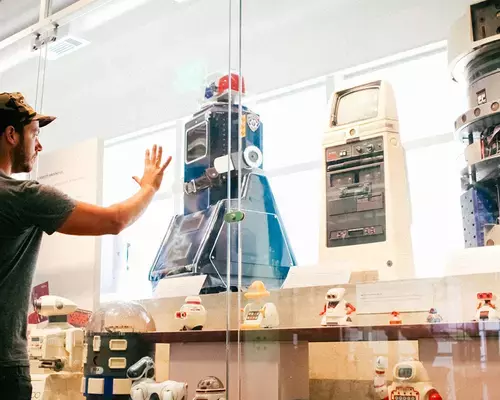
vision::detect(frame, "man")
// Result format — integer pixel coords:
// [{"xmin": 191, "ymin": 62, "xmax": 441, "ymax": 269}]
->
[{"xmin": 0, "ymin": 92, "xmax": 172, "ymax": 399}]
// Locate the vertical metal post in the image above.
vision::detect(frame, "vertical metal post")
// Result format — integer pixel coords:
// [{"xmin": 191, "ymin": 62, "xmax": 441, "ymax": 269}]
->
[{"xmin": 39, "ymin": 0, "xmax": 53, "ymax": 21}]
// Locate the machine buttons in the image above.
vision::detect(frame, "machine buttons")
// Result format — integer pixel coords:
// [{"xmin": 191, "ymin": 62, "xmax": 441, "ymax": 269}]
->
[
  {"xmin": 109, "ymin": 339, "xmax": 128, "ymax": 351},
  {"xmin": 340, "ymin": 150, "xmax": 348, "ymax": 157},
  {"xmin": 367, "ymin": 144, "xmax": 374, "ymax": 152},
  {"xmin": 93, "ymin": 335, "xmax": 101, "ymax": 352},
  {"xmin": 108, "ymin": 357, "xmax": 127, "ymax": 369},
  {"xmin": 355, "ymin": 146, "xmax": 363, "ymax": 153}
]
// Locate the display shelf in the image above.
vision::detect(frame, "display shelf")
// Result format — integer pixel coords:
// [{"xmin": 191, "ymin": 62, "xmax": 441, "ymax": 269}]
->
[{"xmin": 142, "ymin": 321, "xmax": 500, "ymax": 344}]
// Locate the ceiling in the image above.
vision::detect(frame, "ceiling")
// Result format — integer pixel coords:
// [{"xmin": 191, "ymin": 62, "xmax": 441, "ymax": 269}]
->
[{"xmin": 0, "ymin": 0, "xmax": 472, "ymax": 152}]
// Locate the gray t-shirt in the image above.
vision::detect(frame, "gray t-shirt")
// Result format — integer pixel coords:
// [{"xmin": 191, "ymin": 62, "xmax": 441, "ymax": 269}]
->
[{"xmin": 0, "ymin": 171, "xmax": 76, "ymax": 367}]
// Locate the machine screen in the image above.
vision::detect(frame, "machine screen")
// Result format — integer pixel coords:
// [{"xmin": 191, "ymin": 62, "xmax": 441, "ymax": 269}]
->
[
  {"xmin": 397, "ymin": 366, "xmax": 413, "ymax": 379},
  {"xmin": 335, "ymin": 88, "xmax": 379, "ymax": 126},
  {"xmin": 179, "ymin": 214, "xmax": 204, "ymax": 234},
  {"xmin": 186, "ymin": 122, "xmax": 208, "ymax": 163}
]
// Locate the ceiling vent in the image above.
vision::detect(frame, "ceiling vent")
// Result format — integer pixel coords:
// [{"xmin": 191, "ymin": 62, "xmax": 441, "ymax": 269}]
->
[{"xmin": 46, "ymin": 35, "xmax": 90, "ymax": 60}]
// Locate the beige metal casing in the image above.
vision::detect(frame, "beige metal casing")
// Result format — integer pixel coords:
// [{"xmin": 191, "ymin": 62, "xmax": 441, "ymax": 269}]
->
[{"xmin": 319, "ymin": 80, "xmax": 414, "ymax": 281}]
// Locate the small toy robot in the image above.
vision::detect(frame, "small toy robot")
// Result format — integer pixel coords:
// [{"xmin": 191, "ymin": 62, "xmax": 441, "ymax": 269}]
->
[
  {"xmin": 193, "ymin": 376, "xmax": 226, "ymax": 400},
  {"xmin": 474, "ymin": 292, "xmax": 500, "ymax": 321},
  {"xmin": 389, "ymin": 311, "xmax": 402, "ymax": 325},
  {"xmin": 373, "ymin": 356, "xmax": 388, "ymax": 400},
  {"xmin": 373, "ymin": 358, "xmax": 443, "ymax": 400},
  {"xmin": 426, "ymin": 308, "xmax": 443, "ymax": 324},
  {"xmin": 128, "ymin": 356, "xmax": 188, "ymax": 400},
  {"xmin": 241, "ymin": 281, "xmax": 279, "ymax": 329},
  {"xmin": 319, "ymin": 288, "xmax": 356, "ymax": 326},
  {"xmin": 28, "ymin": 295, "xmax": 84, "ymax": 374},
  {"xmin": 175, "ymin": 296, "xmax": 207, "ymax": 331}
]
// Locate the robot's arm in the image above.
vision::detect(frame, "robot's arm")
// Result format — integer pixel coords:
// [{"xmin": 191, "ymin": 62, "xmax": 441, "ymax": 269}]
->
[
  {"xmin": 65, "ymin": 328, "xmax": 84, "ymax": 371},
  {"xmin": 319, "ymin": 304, "xmax": 327, "ymax": 316},
  {"xmin": 346, "ymin": 303, "xmax": 356, "ymax": 315}
]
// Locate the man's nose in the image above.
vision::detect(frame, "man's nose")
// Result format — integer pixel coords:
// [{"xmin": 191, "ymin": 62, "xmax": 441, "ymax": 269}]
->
[{"xmin": 35, "ymin": 138, "xmax": 43, "ymax": 152}]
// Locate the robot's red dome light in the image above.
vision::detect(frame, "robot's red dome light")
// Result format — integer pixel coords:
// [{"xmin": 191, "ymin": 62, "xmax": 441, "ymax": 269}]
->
[{"xmin": 428, "ymin": 389, "xmax": 443, "ymax": 400}]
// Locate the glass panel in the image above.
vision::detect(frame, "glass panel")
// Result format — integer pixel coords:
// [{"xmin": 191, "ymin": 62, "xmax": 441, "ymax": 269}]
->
[{"xmin": 0, "ymin": 0, "xmax": 40, "ymax": 41}]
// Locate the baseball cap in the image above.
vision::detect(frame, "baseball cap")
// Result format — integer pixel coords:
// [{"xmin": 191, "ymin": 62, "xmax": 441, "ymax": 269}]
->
[{"xmin": 0, "ymin": 92, "xmax": 56, "ymax": 128}]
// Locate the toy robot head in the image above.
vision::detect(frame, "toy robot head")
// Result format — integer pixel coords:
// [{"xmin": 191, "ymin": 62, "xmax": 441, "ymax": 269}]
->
[
  {"xmin": 325, "ymin": 288, "xmax": 346, "ymax": 302},
  {"xmin": 477, "ymin": 292, "xmax": 493, "ymax": 301},
  {"xmin": 203, "ymin": 72, "xmax": 245, "ymax": 102},
  {"xmin": 429, "ymin": 308, "xmax": 437, "ymax": 314},
  {"xmin": 185, "ymin": 296, "xmax": 202, "ymax": 305},
  {"xmin": 126, "ymin": 356, "xmax": 155, "ymax": 381},
  {"xmin": 33, "ymin": 295, "xmax": 77, "ymax": 317},
  {"xmin": 374, "ymin": 356, "xmax": 388, "ymax": 373},
  {"xmin": 391, "ymin": 311, "xmax": 400, "ymax": 317},
  {"xmin": 196, "ymin": 376, "xmax": 225, "ymax": 393},
  {"xmin": 244, "ymin": 281, "xmax": 270, "ymax": 300}
]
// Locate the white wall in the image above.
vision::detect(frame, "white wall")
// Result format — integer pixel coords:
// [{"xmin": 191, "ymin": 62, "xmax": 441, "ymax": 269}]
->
[{"xmin": 0, "ymin": 0, "xmax": 472, "ymax": 153}]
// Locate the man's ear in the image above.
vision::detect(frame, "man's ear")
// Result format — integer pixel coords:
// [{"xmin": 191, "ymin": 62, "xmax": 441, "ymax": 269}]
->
[{"xmin": 4, "ymin": 126, "xmax": 19, "ymax": 146}]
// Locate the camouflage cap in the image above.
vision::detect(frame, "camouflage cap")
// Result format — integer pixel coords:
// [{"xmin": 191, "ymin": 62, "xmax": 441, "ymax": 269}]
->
[{"xmin": 0, "ymin": 92, "xmax": 56, "ymax": 128}]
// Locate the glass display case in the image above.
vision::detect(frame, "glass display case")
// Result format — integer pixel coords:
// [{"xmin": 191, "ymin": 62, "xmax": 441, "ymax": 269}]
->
[{"xmin": 2, "ymin": 0, "xmax": 500, "ymax": 399}]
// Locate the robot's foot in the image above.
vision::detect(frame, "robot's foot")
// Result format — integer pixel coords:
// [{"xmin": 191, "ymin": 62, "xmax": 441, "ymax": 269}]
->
[{"xmin": 192, "ymin": 326, "xmax": 203, "ymax": 331}]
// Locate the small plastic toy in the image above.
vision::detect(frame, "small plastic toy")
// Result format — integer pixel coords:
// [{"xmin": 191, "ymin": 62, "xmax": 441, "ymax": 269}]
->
[
  {"xmin": 128, "ymin": 356, "xmax": 188, "ymax": 400},
  {"xmin": 426, "ymin": 308, "xmax": 443, "ymax": 324},
  {"xmin": 373, "ymin": 357, "xmax": 443, "ymax": 400},
  {"xmin": 373, "ymin": 356, "xmax": 388, "ymax": 400},
  {"xmin": 474, "ymin": 292, "xmax": 500, "ymax": 321},
  {"xmin": 241, "ymin": 281, "xmax": 279, "ymax": 329},
  {"xmin": 389, "ymin": 311, "xmax": 402, "ymax": 325},
  {"xmin": 319, "ymin": 288, "xmax": 356, "ymax": 326},
  {"xmin": 193, "ymin": 376, "xmax": 226, "ymax": 400},
  {"xmin": 175, "ymin": 296, "xmax": 207, "ymax": 331}
]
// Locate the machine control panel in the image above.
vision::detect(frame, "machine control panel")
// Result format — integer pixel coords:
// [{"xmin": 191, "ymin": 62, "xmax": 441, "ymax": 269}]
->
[{"xmin": 325, "ymin": 136, "xmax": 386, "ymax": 248}]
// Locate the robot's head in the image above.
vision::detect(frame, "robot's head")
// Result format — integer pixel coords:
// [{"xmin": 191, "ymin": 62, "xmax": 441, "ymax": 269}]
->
[
  {"xmin": 393, "ymin": 359, "xmax": 431, "ymax": 384},
  {"xmin": 244, "ymin": 281, "xmax": 270, "ymax": 300},
  {"xmin": 478, "ymin": 292, "xmax": 494, "ymax": 301},
  {"xmin": 34, "ymin": 295, "xmax": 77, "ymax": 317},
  {"xmin": 325, "ymin": 288, "xmax": 346, "ymax": 302},
  {"xmin": 185, "ymin": 296, "xmax": 202, "ymax": 305},
  {"xmin": 196, "ymin": 376, "xmax": 225, "ymax": 393},
  {"xmin": 126, "ymin": 356, "xmax": 155, "ymax": 381},
  {"xmin": 429, "ymin": 308, "xmax": 437, "ymax": 314}
]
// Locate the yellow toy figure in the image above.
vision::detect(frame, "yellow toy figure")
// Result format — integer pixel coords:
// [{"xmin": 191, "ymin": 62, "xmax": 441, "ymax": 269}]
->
[{"xmin": 241, "ymin": 281, "xmax": 279, "ymax": 329}]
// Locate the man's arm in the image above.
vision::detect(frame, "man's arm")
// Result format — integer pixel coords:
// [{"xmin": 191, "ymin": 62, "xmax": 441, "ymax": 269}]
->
[{"xmin": 56, "ymin": 145, "xmax": 171, "ymax": 236}]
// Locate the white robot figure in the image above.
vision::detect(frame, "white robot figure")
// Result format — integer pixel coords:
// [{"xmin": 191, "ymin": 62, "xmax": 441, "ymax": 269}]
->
[
  {"xmin": 373, "ymin": 356, "xmax": 388, "ymax": 400},
  {"xmin": 320, "ymin": 80, "xmax": 414, "ymax": 281},
  {"xmin": 389, "ymin": 311, "xmax": 402, "ymax": 325},
  {"xmin": 28, "ymin": 295, "xmax": 84, "ymax": 374},
  {"xmin": 426, "ymin": 308, "xmax": 443, "ymax": 324},
  {"xmin": 193, "ymin": 376, "xmax": 226, "ymax": 400},
  {"xmin": 175, "ymin": 296, "xmax": 207, "ymax": 331},
  {"xmin": 474, "ymin": 292, "xmax": 500, "ymax": 322},
  {"xmin": 319, "ymin": 288, "xmax": 356, "ymax": 326},
  {"xmin": 373, "ymin": 358, "xmax": 443, "ymax": 400},
  {"xmin": 241, "ymin": 281, "xmax": 279, "ymax": 329},
  {"xmin": 127, "ymin": 356, "xmax": 188, "ymax": 400}
]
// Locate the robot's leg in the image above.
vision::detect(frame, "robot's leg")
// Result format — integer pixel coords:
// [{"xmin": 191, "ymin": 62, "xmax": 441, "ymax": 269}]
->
[
  {"xmin": 130, "ymin": 387, "xmax": 147, "ymax": 400},
  {"xmin": 161, "ymin": 390, "xmax": 174, "ymax": 400}
]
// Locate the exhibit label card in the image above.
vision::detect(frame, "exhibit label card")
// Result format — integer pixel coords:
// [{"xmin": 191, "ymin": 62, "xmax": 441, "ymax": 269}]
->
[{"xmin": 356, "ymin": 280, "xmax": 434, "ymax": 314}]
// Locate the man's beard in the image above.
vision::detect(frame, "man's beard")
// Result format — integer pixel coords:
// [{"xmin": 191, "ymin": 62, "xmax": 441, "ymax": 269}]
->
[{"xmin": 11, "ymin": 140, "xmax": 31, "ymax": 174}]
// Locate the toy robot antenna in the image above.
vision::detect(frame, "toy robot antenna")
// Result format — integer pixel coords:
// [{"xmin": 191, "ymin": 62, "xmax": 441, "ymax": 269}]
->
[{"xmin": 127, "ymin": 356, "xmax": 155, "ymax": 381}]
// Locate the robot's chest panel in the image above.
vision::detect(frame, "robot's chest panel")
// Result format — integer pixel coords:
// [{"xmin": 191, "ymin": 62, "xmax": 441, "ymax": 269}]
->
[
  {"xmin": 246, "ymin": 310, "xmax": 262, "ymax": 321},
  {"xmin": 391, "ymin": 387, "xmax": 419, "ymax": 400}
]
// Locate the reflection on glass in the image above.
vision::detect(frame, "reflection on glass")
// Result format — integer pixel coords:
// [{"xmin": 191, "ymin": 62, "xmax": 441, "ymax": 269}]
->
[
  {"xmin": 186, "ymin": 121, "xmax": 208, "ymax": 163},
  {"xmin": 336, "ymin": 88, "xmax": 379, "ymax": 125}
]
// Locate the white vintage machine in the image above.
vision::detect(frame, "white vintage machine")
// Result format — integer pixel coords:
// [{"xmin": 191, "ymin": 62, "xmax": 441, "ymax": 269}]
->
[
  {"xmin": 373, "ymin": 358, "xmax": 443, "ymax": 400},
  {"xmin": 320, "ymin": 80, "xmax": 414, "ymax": 281},
  {"xmin": 28, "ymin": 295, "xmax": 84, "ymax": 374},
  {"xmin": 127, "ymin": 356, "xmax": 188, "ymax": 400}
]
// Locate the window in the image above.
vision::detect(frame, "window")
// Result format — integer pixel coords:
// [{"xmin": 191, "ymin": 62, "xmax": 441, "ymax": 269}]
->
[{"xmin": 255, "ymin": 85, "xmax": 328, "ymax": 171}]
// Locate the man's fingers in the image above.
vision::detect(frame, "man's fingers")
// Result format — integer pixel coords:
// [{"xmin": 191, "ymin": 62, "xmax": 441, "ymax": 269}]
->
[
  {"xmin": 145, "ymin": 149, "xmax": 150, "ymax": 165},
  {"xmin": 151, "ymin": 144, "xmax": 157, "ymax": 163},
  {"xmin": 160, "ymin": 156, "xmax": 172, "ymax": 173},
  {"xmin": 157, "ymin": 146, "xmax": 163, "ymax": 166}
]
